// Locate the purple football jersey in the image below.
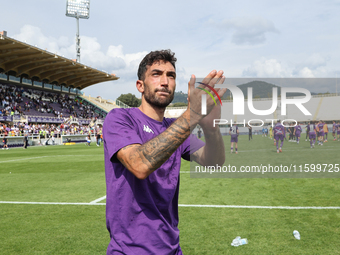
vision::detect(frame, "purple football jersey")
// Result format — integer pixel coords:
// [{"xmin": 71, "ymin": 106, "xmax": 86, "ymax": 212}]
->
[
  {"xmin": 309, "ymin": 124, "xmax": 316, "ymax": 135},
  {"xmin": 294, "ymin": 125, "xmax": 302, "ymax": 136},
  {"xmin": 317, "ymin": 123, "xmax": 325, "ymax": 134},
  {"xmin": 273, "ymin": 123, "xmax": 285, "ymax": 140},
  {"xmin": 273, "ymin": 123, "xmax": 285, "ymax": 136},
  {"xmin": 103, "ymin": 108, "xmax": 204, "ymax": 255}
]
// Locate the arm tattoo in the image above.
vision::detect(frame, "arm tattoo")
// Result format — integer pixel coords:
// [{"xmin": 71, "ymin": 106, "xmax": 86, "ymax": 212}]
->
[
  {"xmin": 190, "ymin": 107, "xmax": 201, "ymax": 116},
  {"xmin": 137, "ymin": 115, "xmax": 191, "ymax": 171}
]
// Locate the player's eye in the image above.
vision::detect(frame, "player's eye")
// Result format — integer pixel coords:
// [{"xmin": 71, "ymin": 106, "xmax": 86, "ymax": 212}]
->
[{"xmin": 167, "ymin": 72, "xmax": 176, "ymax": 78}]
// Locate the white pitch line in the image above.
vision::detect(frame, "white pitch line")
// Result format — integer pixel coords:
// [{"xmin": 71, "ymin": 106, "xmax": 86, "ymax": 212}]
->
[
  {"xmin": 0, "ymin": 201, "xmax": 105, "ymax": 206},
  {"xmin": 0, "ymin": 155, "xmax": 92, "ymax": 164},
  {"xmin": 0, "ymin": 156, "xmax": 51, "ymax": 163},
  {"xmin": 90, "ymin": 195, "xmax": 106, "ymax": 204},
  {"xmin": 237, "ymin": 146, "xmax": 340, "ymax": 153},
  {"xmin": 178, "ymin": 204, "xmax": 340, "ymax": 209},
  {"xmin": 1, "ymin": 201, "xmax": 340, "ymax": 209}
]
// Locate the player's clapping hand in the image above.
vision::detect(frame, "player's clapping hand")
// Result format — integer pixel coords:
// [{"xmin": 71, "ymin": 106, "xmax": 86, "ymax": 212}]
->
[{"xmin": 187, "ymin": 70, "xmax": 227, "ymax": 126}]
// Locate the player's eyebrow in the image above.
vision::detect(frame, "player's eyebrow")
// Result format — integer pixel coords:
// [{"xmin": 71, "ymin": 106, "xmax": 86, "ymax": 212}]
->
[
  {"xmin": 151, "ymin": 69, "xmax": 176, "ymax": 77},
  {"xmin": 151, "ymin": 68, "xmax": 163, "ymax": 73}
]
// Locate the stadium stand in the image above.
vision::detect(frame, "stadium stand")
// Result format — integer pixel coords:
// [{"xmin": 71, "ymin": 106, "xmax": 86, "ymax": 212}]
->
[
  {"xmin": 0, "ymin": 31, "xmax": 117, "ymax": 148},
  {"xmin": 0, "ymin": 80, "xmax": 108, "ymax": 119}
]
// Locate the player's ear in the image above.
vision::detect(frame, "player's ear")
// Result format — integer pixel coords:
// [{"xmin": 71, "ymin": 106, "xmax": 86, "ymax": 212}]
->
[{"xmin": 136, "ymin": 80, "xmax": 144, "ymax": 93}]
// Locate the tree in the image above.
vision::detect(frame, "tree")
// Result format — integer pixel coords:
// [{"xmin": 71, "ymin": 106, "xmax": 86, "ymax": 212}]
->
[{"xmin": 117, "ymin": 93, "xmax": 141, "ymax": 107}]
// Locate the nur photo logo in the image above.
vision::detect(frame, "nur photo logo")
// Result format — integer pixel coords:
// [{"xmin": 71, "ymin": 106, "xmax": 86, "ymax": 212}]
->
[{"xmin": 197, "ymin": 82, "xmax": 223, "ymax": 115}]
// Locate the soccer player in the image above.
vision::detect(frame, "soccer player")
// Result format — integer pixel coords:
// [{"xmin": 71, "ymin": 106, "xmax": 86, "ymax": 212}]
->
[
  {"xmin": 103, "ymin": 50, "xmax": 227, "ymax": 254},
  {"xmin": 2, "ymin": 135, "xmax": 8, "ymax": 150},
  {"xmin": 317, "ymin": 120, "xmax": 325, "ymax": 145},
  {"xmin": 197, "ymin": 126, "xmax": 202, "ymax": 139},
  {"xmin": 337, "ymin": 121, "xmax": 340, "ymax": 141},
  {"xmin": 324, "ymin": 121, "xmax": 328, "ymax": 142},
  {"xmin": 289, "ymin": 123, "xmax": 295, "ymax": 141},
  {"xmin": 285, "ymin": 126, "xmax": 289, "ymax": 141},
  {"xmin": 308, "ymin": 121, "xmax": 317, "ymax": 148},
  {"xmin": 332, "ymin": 121, "xmax": 337, "ymax": 141},
  {"xmin": 294, "ymin": 122, "xmax": 302, "ymax": 144},
  {"xmin": 86, "ymin": 134, "xmax": 91, "ymax": 146},
  {"xmin": 23, "ymin": 132, "xmax": 28, "ymax": 149},
  {"xmin": 273, "ymin": 120, "xmax": 285, "ymax": 153},
  {"xmin": 305, "ymin": 122, "xmax": 310, "ymax": 141},
  {"xmin": 229, "ymin": 123, "xmax": 239, "ymax": 154},
  {"xmin": 248, "ymin": 125, "xmax": 252, "ymax": 140},
  {"xmin": 269, "ymin": 126, "xmax": 273, "ymax": 139},
  {"xmin": 96, "ymin": 131, "xmax": 101, "ymax": 146}
]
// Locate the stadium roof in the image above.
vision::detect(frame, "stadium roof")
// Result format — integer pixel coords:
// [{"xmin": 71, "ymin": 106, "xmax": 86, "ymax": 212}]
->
[{"xmin": 0, "ymin": 31, "xmax": 119, "ymax": 90}]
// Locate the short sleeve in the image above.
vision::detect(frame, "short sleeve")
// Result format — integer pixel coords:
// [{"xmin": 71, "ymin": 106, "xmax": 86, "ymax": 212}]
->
[{"xmin": 103, "ymin": 109, "xmax": 142, "ymax": 162}]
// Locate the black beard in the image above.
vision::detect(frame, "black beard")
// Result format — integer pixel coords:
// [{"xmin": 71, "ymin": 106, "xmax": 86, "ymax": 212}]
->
[{"xmin": 144, "ymin": 86, "xmax": 174, "ymax": 109}]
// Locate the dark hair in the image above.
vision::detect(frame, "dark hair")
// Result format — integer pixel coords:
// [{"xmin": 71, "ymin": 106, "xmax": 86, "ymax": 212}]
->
[{"xmin": 137, "ymin": 49, "xmax": 177, "ymax": 80}]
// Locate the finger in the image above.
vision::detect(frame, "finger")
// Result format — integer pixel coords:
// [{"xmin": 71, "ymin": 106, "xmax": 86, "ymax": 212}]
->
[
  {"xmin": 198, "ymin": 70, "xmax": 217, "ymax": 89},
  {"xmin": 189, "ymin": 74, "xmax": 196, "ymax": 94},
  {"xmin": 212, "ymin": 70, "xmax": 224, "ymax": 84},
  {"xmin": 216, "ymin": 75, "xmax": 225, "ymax": 85},
  {"xmin": 217, "ymin": 76, "xmax": 227, "ymax": 98},
  {"xmin": 218, "ymin": 88, "xmax": 228, "ymax": 98},
  {"xmin": 197, "ymin": 70, "xmax": 224, "ymax": 94},
  {"xmin": 203, "ymin": 72, "xmax": 224, "ymax": 106},
  {"xmin": 187, "ymin": 74, "xmax": 196, "ymax": 104},
  {"xmin": 207, "ymin": 70, "xmax": 224, "ymax": 88}
]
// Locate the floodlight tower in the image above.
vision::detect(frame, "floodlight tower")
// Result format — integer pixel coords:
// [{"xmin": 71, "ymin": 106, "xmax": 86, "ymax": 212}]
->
[{"xmin": 66, "ymin": 0, "xmax": 90, "ymax": 63}]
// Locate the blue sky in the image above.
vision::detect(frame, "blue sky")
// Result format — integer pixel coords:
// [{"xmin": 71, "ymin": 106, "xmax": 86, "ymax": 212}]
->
[{"xmin": 1, "ymin": 0, "xmax": 340, "ymax": 100}]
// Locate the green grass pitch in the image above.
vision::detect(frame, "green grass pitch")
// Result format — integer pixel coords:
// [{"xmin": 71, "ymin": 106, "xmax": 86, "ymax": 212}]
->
[{"xmin": 1, "ymin": 135, "xmax": 340, "ymax": 254}]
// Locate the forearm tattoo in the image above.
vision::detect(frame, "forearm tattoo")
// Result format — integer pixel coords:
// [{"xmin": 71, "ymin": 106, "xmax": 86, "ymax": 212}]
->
[
  {"xmin": 137, "ymin": 115, "xmax": 191, "ymax": 171},
  {"xmin": 190, "ymin": 107, "xmax": 201, "ymax": 116}
]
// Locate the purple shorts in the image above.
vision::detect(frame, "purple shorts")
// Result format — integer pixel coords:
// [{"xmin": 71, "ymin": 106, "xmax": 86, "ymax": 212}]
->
[
  {"xmin": 295, "ymin": 132, "xmax": 301, "ymax": 138},
  {"xmin": 309, "ymin": 133, "xmax": 316, "ymax": 139},
  {"xmin": 274, "ymin": 134, "xmax": 284, "ymax": 141},
  {"xmin": 230, "ymin": 135, "xmax": 238, "ymax": 143},
  {"xmin": 337, "ymin": 131, "xmax": 340, "ymax": 135},
  {"xmin": 318, "ymin": 132, "xmax": 324, "ymax": 137}
]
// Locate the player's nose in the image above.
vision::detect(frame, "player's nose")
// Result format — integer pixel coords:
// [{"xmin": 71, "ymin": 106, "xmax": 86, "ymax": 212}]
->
[{"xmin": 160, "ymin": 73, "xmax": 169, "ymax": 86}]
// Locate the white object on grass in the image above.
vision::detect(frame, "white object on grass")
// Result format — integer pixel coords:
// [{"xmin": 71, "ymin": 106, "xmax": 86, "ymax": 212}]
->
[
  {"xmin": 231, "ymin": 236, "xmax": 248, "ymax": 246},
  {"xmin": 293, "ymin": 230, "xmax": 300, "ymax": 240}
]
